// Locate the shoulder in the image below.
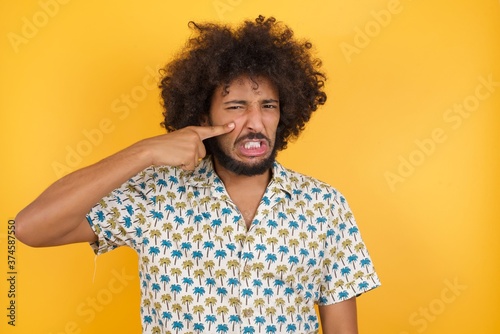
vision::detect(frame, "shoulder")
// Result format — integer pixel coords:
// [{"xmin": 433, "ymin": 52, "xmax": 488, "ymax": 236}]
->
[
  {"xmin": 274, "ymin": 161, "xmax": 340, "ymax": 196},
  {"xmin": 113, "ymin": 165, "xmax": 184, "ymax": 195},
  {"xmin": 132, "ymin": 165, "xmax": 183, "ymax": 181}
]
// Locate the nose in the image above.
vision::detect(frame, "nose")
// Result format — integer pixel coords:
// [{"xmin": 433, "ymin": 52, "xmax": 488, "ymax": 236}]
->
[{"xmin": 243, "ymin": 103, "xmax": 264, "ymax": 132}]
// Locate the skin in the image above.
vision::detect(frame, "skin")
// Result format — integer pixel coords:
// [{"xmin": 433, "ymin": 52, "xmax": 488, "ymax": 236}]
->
[
  {"xmin": 320, "ymin": 298, "xmax": 359, "ymax": 334},
  {"xmin": 15, "ymin": 74, "xmax": 358, "ymax": 333}
]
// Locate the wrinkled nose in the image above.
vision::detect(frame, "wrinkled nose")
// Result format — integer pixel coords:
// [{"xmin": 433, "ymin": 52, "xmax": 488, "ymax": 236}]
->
[{"xmin": 244, "ymin": 103, "xmax": 265, "ymax": 132}]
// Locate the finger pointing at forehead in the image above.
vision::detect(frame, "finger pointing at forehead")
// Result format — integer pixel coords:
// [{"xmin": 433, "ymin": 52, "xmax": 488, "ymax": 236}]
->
[{"xmin": 197, "ymin": 122, "xmax": 235, "ymax": 140}]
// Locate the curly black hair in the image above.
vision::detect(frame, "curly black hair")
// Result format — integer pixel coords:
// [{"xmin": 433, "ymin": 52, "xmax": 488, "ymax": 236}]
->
[{"xmin": 159, "ymin": 15, "xmax": 327, "ymax": 153}]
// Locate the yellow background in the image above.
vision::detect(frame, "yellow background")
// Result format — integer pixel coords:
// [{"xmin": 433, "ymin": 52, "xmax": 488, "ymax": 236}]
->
[{"xmin": 1, "ymin": 0, "xmax": 499, "ymax": 333}]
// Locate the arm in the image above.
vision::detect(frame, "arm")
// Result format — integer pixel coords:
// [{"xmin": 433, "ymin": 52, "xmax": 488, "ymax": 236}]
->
[
  {"xmin": 15, "ymin": 123, "xmax": 234, "ymax": 247},
  {"xmin": 319, "ymin": 297, "xmax": 358, "ymax": 334}
]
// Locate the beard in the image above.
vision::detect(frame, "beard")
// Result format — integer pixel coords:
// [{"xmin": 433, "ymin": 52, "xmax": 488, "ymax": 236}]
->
[{"xmin": 205, "ymin": 133, "xmax": 277, "ymax": 176}]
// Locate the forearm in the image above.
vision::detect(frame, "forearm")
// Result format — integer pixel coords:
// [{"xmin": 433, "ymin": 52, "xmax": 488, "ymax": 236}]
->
[{"xmin": 15, "ymin": 143, "xmax": 151, "ymax": 247}]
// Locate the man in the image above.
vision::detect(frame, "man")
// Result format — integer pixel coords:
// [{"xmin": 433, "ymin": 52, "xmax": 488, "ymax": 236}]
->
[{"xmin": 16, "ymin": 16, "xmax": 380, "ymax": 334}]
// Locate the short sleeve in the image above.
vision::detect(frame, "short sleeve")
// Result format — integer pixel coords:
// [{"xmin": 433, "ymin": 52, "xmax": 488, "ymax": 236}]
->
[
  {"xmin": 86, "ymin": 169, "xmax": 153, "ymax": 255},
  {"xmin": 318, "ymin": 190, "xmax": 380, "ymax": 305}
]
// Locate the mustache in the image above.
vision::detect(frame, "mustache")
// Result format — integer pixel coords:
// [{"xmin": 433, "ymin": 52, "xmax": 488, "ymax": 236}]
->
[{"xmin": 235, "ymin": 133, "xmax": 270, "ymax": 145}]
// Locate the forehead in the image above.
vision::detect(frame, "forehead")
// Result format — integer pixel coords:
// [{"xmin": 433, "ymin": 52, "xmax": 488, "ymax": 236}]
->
[{"xmin": 216, "ymin": 75, "xmax": 279, "ymax": 98}]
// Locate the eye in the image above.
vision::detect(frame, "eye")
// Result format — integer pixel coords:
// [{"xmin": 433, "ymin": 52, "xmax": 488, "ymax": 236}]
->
[
  {"xmin": 263, "ymin": 104, "xmax": 278, "ymax": 109},
  {"xmin": 226, "ymin": 105, "xmax": 244, "ymax": 110}
]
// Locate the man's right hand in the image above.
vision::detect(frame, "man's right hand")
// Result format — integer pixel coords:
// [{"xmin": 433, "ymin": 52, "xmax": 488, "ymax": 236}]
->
[{"xmin": 135, "ymin": 122, "xmax": 235, "ymax": 170}]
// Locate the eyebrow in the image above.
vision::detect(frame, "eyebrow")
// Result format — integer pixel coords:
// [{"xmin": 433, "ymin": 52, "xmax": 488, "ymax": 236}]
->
[{"xmin": 223, "ymin": 99, "xmax": 279, "ymax": 105}]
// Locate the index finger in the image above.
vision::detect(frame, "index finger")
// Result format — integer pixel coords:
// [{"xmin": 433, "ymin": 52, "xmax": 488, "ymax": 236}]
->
[{"xmin": 196, "ymin": 122, "xmax": 235, "ymax": 140}]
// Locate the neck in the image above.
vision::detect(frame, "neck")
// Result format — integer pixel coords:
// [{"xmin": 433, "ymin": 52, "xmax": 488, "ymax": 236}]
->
[{"xmin": 212, "ymin": 157, "xmax": 272, "ymax": 228}]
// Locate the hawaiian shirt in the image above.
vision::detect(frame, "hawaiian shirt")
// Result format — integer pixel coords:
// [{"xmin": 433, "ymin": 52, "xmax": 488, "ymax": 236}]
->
[{"xmin": 86, "ymin": 157, "xmax": 380, "ymax": 334}]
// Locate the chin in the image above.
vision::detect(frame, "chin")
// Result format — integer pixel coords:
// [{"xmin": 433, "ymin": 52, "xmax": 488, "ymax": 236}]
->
[
  {"xmin": 221, "ymin": 158, "xmax": 274, "ymax": 176},
  {"xmin": 219, "ymin": 152, "xmax": 276, "ymax": 176},
  {"xmin": 207, "ymin": 137, "xmax": 277, "ymax": 176}
]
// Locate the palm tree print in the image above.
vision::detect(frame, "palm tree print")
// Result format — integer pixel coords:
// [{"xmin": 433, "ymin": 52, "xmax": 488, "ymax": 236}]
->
[{"xmin": 86, "ymin": 158, "xmax": 380, "ymax": 333}]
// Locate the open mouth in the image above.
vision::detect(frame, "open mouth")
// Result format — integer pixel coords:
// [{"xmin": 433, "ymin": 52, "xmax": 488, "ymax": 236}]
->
[
  {"xmin": 244, "ymin": 141, "xmax": 262, "ymax": 149},
  {"xmin": 238, "ymin": 139, "xmax": 269, "ymax": 157}
]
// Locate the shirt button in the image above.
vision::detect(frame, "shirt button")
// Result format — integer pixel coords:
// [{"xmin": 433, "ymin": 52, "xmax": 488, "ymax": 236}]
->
[{"xmin": 243, "ymin": 265, "xmax": 251, "ymax": 272}]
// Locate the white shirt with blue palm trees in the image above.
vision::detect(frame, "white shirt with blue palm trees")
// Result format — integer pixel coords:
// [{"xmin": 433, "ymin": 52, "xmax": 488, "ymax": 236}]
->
[{"xmin": 86, "ymin": 157, "xmax": 380, "ymax": 334}]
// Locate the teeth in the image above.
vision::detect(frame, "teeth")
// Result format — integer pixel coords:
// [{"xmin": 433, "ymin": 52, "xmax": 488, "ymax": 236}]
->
[{"xmin": 244, "ymin": 141, "xmax": 261, "ymax": 149}]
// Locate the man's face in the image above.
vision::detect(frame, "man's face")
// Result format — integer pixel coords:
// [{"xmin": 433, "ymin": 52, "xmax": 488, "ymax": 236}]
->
[{"xmin": 206, "ymin": 75, "xmax": 280, "ymax": 176}]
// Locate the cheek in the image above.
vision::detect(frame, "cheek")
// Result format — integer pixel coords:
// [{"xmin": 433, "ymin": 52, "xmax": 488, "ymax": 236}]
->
[
  {"xmin": 222, "ymin": 115, "xmax": 247, "ymax": 137},
  {"xmin": 217, "ymin": 130, "xmax": 239, "ymax": 148},
  {"xmin": 265, "ymin": 113, "xmax": 280, "ymax": 132},
  {"xmin": 211, "ymin": 111, "xmax": 245, "ymax": 127}
]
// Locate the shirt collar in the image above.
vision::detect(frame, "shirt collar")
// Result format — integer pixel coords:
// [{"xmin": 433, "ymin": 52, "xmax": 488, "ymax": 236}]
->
[
  {"xmin": 181, "ymin": 156, "xmax": 223, "ymax": 190},
  {"xmin": 269, "ymin": 161, "xmax": 293, "ymax": 199},
  {"xmin": 182, "ymin": 156, "xmax": 293, "ymax": 199}
]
